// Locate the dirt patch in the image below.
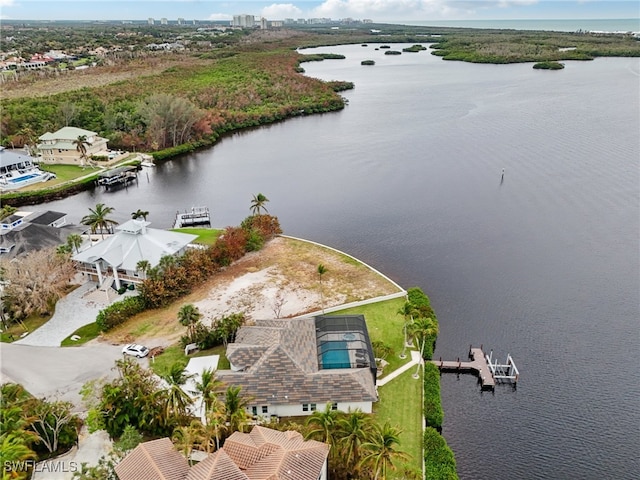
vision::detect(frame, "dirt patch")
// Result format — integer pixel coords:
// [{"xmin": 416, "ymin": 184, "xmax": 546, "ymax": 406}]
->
[{"xmin": 102, "ymin": 236, "xmax": 401, "ymax": 344}]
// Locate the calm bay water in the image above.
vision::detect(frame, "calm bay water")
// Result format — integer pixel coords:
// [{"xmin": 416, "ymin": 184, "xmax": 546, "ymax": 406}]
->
[{"xmin": 41, "ymin": 45, "xmax": 640, "ymax": 479}]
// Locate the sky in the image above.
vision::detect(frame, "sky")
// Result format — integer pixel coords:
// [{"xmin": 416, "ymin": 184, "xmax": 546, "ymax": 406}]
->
[{"xmin": 0, "ymin": 0, "xmax": 638, "ymax": 22}]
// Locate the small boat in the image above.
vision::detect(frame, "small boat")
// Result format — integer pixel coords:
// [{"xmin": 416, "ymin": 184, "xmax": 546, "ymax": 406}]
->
[{"xmin": 141, "ymin": 160, "xmax": 155, "ymax": 167}]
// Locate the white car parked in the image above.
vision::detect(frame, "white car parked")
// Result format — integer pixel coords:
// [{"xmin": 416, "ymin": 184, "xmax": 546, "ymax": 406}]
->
[{"xmin": 121, "ymin": 344, "xmax": 150, "ymax": 358}]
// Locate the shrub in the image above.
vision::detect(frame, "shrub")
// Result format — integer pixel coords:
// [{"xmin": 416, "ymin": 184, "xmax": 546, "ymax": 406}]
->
[
  {"xmin": 96, "ymin": 295, "xmax": 146, "ymax": 331},
  {"xmin": 424, "ymin": 427, "xmax": 458, "ymax": 480},
  {"xmin": 424, "ymin": 362, "xmax": 444, "ymax": 428}
]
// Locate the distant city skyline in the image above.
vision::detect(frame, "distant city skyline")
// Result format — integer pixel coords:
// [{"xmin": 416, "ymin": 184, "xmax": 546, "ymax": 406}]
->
[{"xmin": 1, "ymin": 1, "xmax": 638, "ymax": 22}]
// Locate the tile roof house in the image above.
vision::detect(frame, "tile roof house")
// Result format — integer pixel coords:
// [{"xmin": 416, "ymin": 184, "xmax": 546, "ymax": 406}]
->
[
  {"xmin": 217, "ymin": 315, "xmax": 378, "ymax": 418},
  {"xmin": 115, "ymin": 437, "xmax": 190, "ymax": 480},
  {"xmin": 36, "ymin": 126, "xmax": 109, "ymax": 165},
  {"xmin": 115, "ymin": 427, "xmax": 329, "ymax": 480},
  {"xmin": 72, "ymin": 219, "xmax": 197, "ymax": 290}
]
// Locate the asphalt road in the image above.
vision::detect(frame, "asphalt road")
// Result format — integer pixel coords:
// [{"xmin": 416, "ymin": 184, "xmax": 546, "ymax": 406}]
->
[{"xmin": 0, "ymin": 343, "xmax": 125, "ymax": 406}]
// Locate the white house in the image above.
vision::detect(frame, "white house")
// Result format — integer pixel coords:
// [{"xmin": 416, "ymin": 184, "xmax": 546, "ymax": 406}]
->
[
  {"xmin": 72, "ymin": 219, "xmax": 197, "ymax": 290},
  {"xmin": 36, "ymin": 126, "xmax": 109, "ymax": 165},
  {"xmin": 218, "ymin": 314, "xmax": 378, "ymax": 419}
]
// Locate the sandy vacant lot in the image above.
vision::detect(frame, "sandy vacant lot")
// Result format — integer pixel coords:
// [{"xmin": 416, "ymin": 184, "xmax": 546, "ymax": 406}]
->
[
  {"xmin": 108, "ymin": 236, "xmax": 403, "ymax": 345},
  {"xmin": 194, "ymin": 235, "xmax": 402, "ymax": 323}
]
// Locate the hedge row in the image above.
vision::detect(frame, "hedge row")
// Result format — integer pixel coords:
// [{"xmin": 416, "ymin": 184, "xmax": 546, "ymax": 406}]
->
[
  {"xmin": 96, "ymin": 295, "xmax": 146, "ymax": 332},
  {"xmin": 424, "ymin": 362, "xmax": 444, "ymax": 428},
  {"xmin": 424, "ymin": 427, "xmax": 458, "ymax": 480}
]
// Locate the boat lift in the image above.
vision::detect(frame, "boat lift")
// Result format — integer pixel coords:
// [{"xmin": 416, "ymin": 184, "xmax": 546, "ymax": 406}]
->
[{"xmin": 486, "ymin": 350, "xmax": 519, "ymax": 385}]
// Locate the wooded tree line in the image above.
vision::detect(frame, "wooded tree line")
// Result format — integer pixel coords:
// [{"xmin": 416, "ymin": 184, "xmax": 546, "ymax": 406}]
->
[{"xmin": 0, "ymin": 48, "xmax": 348, "ymax": 153}]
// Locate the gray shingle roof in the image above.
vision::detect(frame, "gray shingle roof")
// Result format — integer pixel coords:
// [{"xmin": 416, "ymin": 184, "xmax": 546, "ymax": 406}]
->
[{"xmin": 218, "ymin": 317, "xmax": 377, "ymax": 405}]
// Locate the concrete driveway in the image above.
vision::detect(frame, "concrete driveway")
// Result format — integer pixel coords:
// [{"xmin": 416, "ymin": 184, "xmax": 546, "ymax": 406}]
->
[
  {"xmin": 0, "ymin": 342, "xmax": 123, "ymax": 406},
  {"xmin": 14, "ymin": 280, "xmax": 122, "ymax": 347}
]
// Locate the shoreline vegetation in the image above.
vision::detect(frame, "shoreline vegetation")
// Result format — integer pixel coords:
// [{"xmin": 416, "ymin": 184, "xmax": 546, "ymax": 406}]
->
[{"xmin": 2, "ymin": 24, "xmax": 639, "ymax": 206}]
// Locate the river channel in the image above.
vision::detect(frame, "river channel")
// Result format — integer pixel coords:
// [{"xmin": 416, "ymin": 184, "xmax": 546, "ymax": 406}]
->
[{"xmin": 40, "ymin": 44, "xmax": 639, "ymax": 479}]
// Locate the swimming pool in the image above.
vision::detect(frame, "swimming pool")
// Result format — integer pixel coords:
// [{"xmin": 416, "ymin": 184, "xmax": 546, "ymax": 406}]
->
[
  {"xmin": 320, "ymin": 341, "xmax": 351, "ymax": 369},
  {"xmin": 8, "ymin": 173, "xmax": 41, "ymax": 183}
]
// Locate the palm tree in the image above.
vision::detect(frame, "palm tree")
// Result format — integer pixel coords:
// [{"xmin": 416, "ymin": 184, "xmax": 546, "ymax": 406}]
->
[
  {"xmin": 317, "ymin": 264, "xmax": 328, "ymax": 313},
  {"xmin": 81, "ymin": 203, "xmax": 118, "ymax": 239},
  {"xmin": 72, "ymin": 134, "xmax": 90, "ymax": 167},
  {"xmin": 305, "ymin": 402, "xmax": 340, "ymax": 448},
  {"xmin": 224, "ymin": 385, "xmax": 250, "ymax": 434},
  {"xmin": 407, "ymin": 316, "xmax": 439, "ymax": 378},
  {"xmin": 177, "ymin": 304, "xmax": 201, "ymax": 344},
  {"xmin": 172, "ymin": 420, "xmax": 202, "ymax": 466},
  {"xmin": 249, "ymin": 193, "xmax": 269, "ymax": 216},
  {"xmin": 193, "ymin": 367, "xmax": 225, "ymax": 415},
  {"xmin": 203, "ymin": 402, "xmax": 227, "ymax": 451},
  {"xmin": 359, "ymin": 421, "xmax": 409, "ymax": 480},
  {"xmin": 337, "ymin": 408, "xmax": 372, "ymax": 476},
  {"xmin": 131, "ymin": 209, "xmax": 149, "ymax": 221},
  {"xmin": 66, "ymin": 233, "xmax": 83, "ymax": 254},
  {"xmin": 397, "ymin": 301, "xmax": 417, "ymax": 359},
  {"xmin": 162, "ymin": 362, "xmax": 194, "ymax": 421},
  {"xmin": 136, "ymin": 260, "xmax": 151, "ymax": 279}
]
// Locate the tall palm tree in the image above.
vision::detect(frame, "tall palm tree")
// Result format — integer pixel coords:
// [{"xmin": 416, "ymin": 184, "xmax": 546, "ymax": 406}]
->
[
  {"xmin": 359, "ymin": 421, "xmax": 409, "ymax": 480},
  {"xmin": 305, "ymin": 402, "xmax": 340, "ymax": 448},
  {"xmin": 249, "ymin": 193, "xmax": 269, "ymax": 216},
  {"xmin": 66, "ymin": 233, "xmax": 83, "ymax": 254},
  {"xmin": 397, "ymin": 301, "xmax": 417, "ymax": 359},
  {"xmin": 131, "ymin": 209, "xmax": 149, "ymax": 221},
  {"xmin": 72, "ymin": 134, "xmax": 90, "ymax": 167},
  {"xmin": 203, "ymin": 402, "xmax": 227, "ymax": 451},
  {"xmin": 337, "ymin": 408, "xmax": 372, "ymax": 476},
  {"xmin": 407, "ymin": 316, "xmax": 439, "ymax": 378},
  {"xmin": 224, "ymin": 385, "xmax": 250, "ymax": 434},
  {"xmin": 193, "ymin": 367, "xmax": 225, "ymax": 415},
  {"xmin": 177, "ymin": 304, "xmax": 201, "ymax": 344},
  {"xmin": 81, "ymin": 203, "xmax": 118, "ymax": 239},
  {"xmin": 317, "ymin": 264, "xmax": 328, "ymax": 313},
  {"xmin": 162, "ymin": 362, "xmax": 194, "ymax": 422}
]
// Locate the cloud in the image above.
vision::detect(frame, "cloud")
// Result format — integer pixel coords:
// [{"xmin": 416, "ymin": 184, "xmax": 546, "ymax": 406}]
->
[
  {"xmin": 311, "ymin": 0, "xmax": 455, "ymax": 20},
  {"xmin": 309, "ymin": 0, "xmax": 542, "ymax": 20},
  {"xmin": 208, "ymin": 12, "xmax": 232, "ymax": 21},
  {"xmin": 261, "ymin": 3, "xmax": 303, "ymax": 19}
]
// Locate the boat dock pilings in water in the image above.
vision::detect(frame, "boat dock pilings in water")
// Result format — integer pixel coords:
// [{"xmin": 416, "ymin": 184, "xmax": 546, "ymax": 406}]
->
[{"xmin": 431, "ymin": 345, "xmax": 519, "ymax": 391}]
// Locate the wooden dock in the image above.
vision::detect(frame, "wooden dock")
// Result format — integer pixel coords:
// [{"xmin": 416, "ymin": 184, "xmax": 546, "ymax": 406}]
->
[
  {"xmin": 96, "ymin": 166, "xmax": 138, "ymax": 189},
  {"xmin": 173, "ymin": 206, "xmax": 211, "ymax": 229},
  {"xmin": 431, "ymin": 346, "xmax": 519, "ymax": 391}
]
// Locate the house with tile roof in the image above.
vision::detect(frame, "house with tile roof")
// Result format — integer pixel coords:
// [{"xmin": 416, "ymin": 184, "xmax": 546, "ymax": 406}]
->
[
  {"xmin": 217, "ymin": 314, "xmax": 378, "ymax": 418},
  {"xmin": 36, "ymin": 126, "xmax": 109, "ymax": 165},
  {"xmin": 115, "ymin": 426, "xmax": 329, "ymax": 480},
  {"xmin": 72, "ymin": 219, "xmax": 197, "ymax": 290}
]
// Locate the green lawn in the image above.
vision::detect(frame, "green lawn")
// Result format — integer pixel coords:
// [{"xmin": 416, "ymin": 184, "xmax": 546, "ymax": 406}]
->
[
  {"xmin": 39, "ymin": 164, "xmax": 101, "ymax": 182},
  {"xmin": 334, "ymin": 297, "xmax": 410, "ymax": 373},
  {"xmin": 0, "ymin": 313, "xmax": 51, "ymax": 343},
  {"xmin": 374, "ymin": 368, "xmax": 424, "ymax": 478},
  {"xmin": 60, "ymin": 322, "xmax": 102, "ymax": 346},
  {"xmin": 170, "ymin": 228, "xmax": 223, "ymax": 246},
  {"xmin": 150, "ymin": 344, "xmax": 230, "ymax": 377}
]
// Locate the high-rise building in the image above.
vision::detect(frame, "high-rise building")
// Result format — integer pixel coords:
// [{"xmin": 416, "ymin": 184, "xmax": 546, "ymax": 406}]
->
[
  {"xmin": 177, "ymin": 18, "xmax": 184, "ymax": 25},
  {"xmin": 160, "ymin": 18, "xmax": 168, "ymax": 25},
  {"xmin": 232, "ymin": 14, "xmax": 255, "ymax": 28},
  {"xmin": 148, "ymin": 18, "xmax": 154, "ymax": 25}
]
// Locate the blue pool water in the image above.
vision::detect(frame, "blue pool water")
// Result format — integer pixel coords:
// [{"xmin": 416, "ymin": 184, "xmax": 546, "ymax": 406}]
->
[
  {"xmin": 321, "ymin": 341, "xmax": 350, "ymax": 369},
  {"xmin": 9, "ymin": 173, "xmax": 40, "ymax": 183}
]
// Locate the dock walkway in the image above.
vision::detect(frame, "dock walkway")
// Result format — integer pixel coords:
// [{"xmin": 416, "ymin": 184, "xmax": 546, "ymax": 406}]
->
[{"xmin": 432, "ymin": 346, "xmax": 496, "ymax": 390}]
